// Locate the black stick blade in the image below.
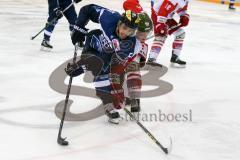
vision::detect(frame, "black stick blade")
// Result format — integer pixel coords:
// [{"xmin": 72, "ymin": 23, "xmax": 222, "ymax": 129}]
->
[
  {"xmin": 162, "ymin": 137, "xmax": 173, "ymax": 154},
  {"xmin": 57, "ymin": 137, "xmax": 69, "ymax": 146}
]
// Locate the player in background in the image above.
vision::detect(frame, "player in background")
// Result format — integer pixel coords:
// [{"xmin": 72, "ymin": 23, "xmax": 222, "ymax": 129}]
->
[
  {"xmin": 148, "ymin": 0, "xmax": 190, "ymax": 66},
  {"xmin": 41, "ymin": 0, "xmax": 82, "ymax": 51},
  {"xmin": 123, "ymin": 0, "xmax": 144, "ymax": 13},
  {"xmin": 123, "ymin": 0, "xmax": 154, "ymax": 114},
  {"xmin": 66, "ymin": 5, "xmax": 141, "ymax": 124},
  {"xmin": 229, "ymin": 0, "xmax": 236, "ymax": 10}
]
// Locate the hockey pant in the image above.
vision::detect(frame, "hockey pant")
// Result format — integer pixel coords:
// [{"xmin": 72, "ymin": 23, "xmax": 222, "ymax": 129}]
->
[{"xmin": 76, "ymin": 50, "xmax": 124, "ymax": 112}]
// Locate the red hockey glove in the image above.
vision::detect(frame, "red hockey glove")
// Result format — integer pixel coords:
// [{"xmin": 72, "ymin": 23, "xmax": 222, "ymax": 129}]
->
[
  {"xmin": 155, "ymin": 23, "xmax": 168, "ymax": 36},
  {"xmin": 179, "ymin": 14, "xmax": 190, "ymax": 27}
]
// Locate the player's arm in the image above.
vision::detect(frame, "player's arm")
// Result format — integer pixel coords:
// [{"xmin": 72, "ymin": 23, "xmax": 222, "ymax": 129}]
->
[
  {"xmin": 71, "ymin": 4, "xmax": 104, "ymax": 45},
  {"xmin": 99, "ymin": 10, "xmax": 121, "ymax": 41},
  {"xmin": 154, "ymin": 0, "xmax": 176, "ymax": 35},
  {"xmin": 177, "ymin": 3, "xmax": 190, "ymax": 27}
]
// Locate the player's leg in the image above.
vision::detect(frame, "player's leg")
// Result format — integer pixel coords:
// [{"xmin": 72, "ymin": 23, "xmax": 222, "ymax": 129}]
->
[
  {"xmin": 126, "ymin": 61, "xmax": 142, "ymax": 113},
  {"xmin": 171, "ymin": 28, "xmax": 186, "ymax": 65},
  {"xmin": 229, "ymin": 0, "xmax": 236, "ymax": 10},
  {"xmin": 148, "ymin": 8, "xmax": 167, "ymax": 63},
  {"xmin": 41, "ymin": 0, "xmax": 61, "ymax": 51},
  {"xmin": 167, "ymin": 19, "xmax": 186, "ymax": 66},
  {"xmin": 80, "ymin": 50, "xmax": 123, "ymax": 124},
  {"xmin": 95, "ymin": 80, "xmax": 123, "ymax": 124},
  {"xmin": 148, "ymin": 36, "xmax": 167, "ymax": 63}
]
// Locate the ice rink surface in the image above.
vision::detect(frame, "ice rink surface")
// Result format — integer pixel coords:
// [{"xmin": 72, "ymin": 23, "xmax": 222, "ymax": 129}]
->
[{"xmin": 0, "ymin": 0, "xmax": 240, "ymax": 160}]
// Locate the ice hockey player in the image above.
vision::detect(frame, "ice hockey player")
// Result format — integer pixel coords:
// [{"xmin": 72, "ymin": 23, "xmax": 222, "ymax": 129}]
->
[
  {"xmin": 229, "ymin": 0, "xmax": 236, "ymax": 10},
  {"xmin": 41, "ymin": 0, "xmax": 82, "ymax": 51},
  {"xmin": 148, "ymin": 0, "xmax": 190, "ymax": 66},
  {"xmin": 65, "ymin": 4, "xmax": 141, "ymax": 124},
  {"xmin": 125, "ymin": 12, "xmax": 153, "ymax": 115},
  {"xmin": 123, "ymin": 0, "xmax": 154, "ymax": 114}
]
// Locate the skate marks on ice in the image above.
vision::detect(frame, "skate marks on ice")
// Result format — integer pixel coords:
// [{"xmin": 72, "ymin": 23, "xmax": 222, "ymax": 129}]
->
[
  {"xmin": 49, "ymin": 59, "xmax": 173, "ymax": 121},
  {"xmin": 0, "ymin": 96, "xmax": 6, "ymax": 102},
  {"xmin": 54, "ymin": 99, "xmax": 105, "ymax": 121},
  {"xmin": 161, "ymin": 98, "xmax": 240, "ymax": 159},
  {"xmin": 170, "ymin": 120, "xmax": 240, "ymax": 159},
  {"xmin": 0, "ymin": 103, "xmax": 78, "ymax": 129},
  {"xmin": 191, "ymin": 14, "xmax": 240, "ymax": 26},
  {"xmin": 140, "ymin": 64, "xmax": 173, "ymax": 97}
]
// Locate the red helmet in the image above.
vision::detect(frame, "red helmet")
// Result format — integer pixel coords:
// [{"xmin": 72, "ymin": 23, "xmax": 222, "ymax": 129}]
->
[{"xmin": 123, "ymin": 0, "xmax": 143, "ymax": 13}]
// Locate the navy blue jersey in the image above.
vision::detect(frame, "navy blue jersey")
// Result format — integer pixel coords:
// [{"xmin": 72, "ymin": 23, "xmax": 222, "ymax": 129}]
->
[
  {"xmin": 83, "ymin": 29, "xmax": 137, "ymax": 75},
  {"xmin": 78, "ymin": 29, "xmax": 138, "ymax": 94}
]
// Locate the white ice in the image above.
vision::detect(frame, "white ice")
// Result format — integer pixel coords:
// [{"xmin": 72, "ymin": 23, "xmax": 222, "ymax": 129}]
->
[{"xmin": 0, "ymin": 0, "xmax": 240, "ymax": 160}]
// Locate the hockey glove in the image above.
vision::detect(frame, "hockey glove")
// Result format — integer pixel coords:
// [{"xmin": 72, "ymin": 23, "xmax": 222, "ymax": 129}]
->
[
  {"xmin": 71, "ymin": 25, "xmax": 88, "ymax": 45},
  {"xmin": 155, "ymin": 23, "xmax": 168, "ymax": 36},
  {"xmin": 65, "ymin": 62, "xmax": 84, "ymax": 77},
  {"xmin": 179, "ymin": 14, "xmax": 190, "ymax": 27}
]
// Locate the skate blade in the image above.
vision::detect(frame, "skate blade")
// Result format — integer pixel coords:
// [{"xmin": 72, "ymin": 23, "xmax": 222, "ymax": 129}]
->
[
  {"xmin": 40, "ymin": 46, "xmax": 52, "ymax": 52},
  {"xmin": 108, "ymin": 116, "xmax": 124, "ymax": 125},
  {"xmin": 144, "ymin": 64, "xmax": 164, "ymax": 71},
  {"xmin": 170, "ymin": 62, "xmax": 186, "ymax": 68}
]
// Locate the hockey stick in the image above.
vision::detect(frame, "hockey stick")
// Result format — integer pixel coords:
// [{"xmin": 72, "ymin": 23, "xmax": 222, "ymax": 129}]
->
[
  {"xmin": 124, "ymin": 107, "xmax": 172, "ymax": 154},
  {"xmin": 31, "ymin": 2, "xmax": 75, "ymax": 40},
  {"xmin": 146, "ymin": 23, "xmax": 182, "ymax": 41},
  {"xmin": 57, "ymin": 43, "xmax": 80, "ymax": 146}
]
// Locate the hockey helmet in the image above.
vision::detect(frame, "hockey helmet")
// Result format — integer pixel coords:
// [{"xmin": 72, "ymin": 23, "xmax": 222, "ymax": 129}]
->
[
  {"xmin": 120, "ymin": 10, "xmax": 140, "ymax": 29},
  {"xmin": 138, "ymin": 12, "xmax": 153, "ymax": 32}
]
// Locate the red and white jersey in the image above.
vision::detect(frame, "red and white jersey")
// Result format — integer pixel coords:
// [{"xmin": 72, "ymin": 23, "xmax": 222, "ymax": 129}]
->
[{"xmin": 151, "ymin": 0, "xmax": 188, "ymax": 23}]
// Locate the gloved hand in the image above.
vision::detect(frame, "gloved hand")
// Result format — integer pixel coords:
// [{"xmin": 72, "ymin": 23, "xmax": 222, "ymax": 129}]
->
[
  {"xmin": 179, "ymin": 14, "xmax": 190, "ymax": 27},
  {"xmin": 65, "ymin": 62, "xmax": 84, "ymax": 77},
  {"xmin": 71, "ymin": 25, "xmax": 88, "ymax": 45},
  {"xmin": 155, "ymin": 23, "xmax": 168, "ymax": 36},
  {"xmin": 73, "ymin": 0, "xmax": 82, "ymax": 3},
  {"xmin": 112, "ymin": 38, "xmax": 121, "ymax": 52},
  {"xmin": 53, "ymin": 7, "xmax": 63, "ymax": 19}
]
